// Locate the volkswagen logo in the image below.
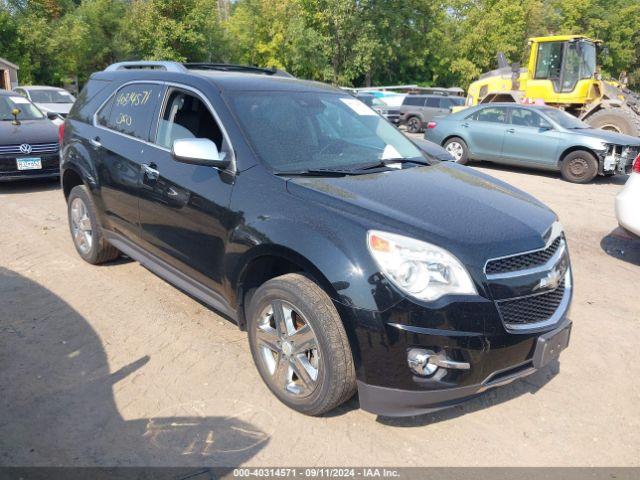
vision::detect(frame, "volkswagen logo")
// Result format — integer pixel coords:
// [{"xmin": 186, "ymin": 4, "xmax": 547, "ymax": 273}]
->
[{"xmin": 19, "ymin": 144, "xmax": 32, "ymax": 154}]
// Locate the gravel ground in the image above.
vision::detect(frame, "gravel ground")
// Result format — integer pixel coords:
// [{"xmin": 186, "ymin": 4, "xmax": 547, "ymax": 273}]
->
[{"xmin": 0, "ymin": 159, "xmax": 638, "ymax": 467}]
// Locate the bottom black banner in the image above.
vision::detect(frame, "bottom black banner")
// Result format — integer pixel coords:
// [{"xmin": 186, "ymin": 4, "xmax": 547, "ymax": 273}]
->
[{"xmin": 0, "ymin": 467, "xmax": 638, "ymax": 480}]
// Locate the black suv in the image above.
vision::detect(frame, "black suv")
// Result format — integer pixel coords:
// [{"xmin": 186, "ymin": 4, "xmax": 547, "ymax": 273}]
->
[{"xmin": 60, "ymin": 61, "xmax": 573, "ymax": 417}]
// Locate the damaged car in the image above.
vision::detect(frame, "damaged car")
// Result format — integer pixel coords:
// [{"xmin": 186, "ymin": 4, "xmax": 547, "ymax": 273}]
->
[{"xmin": 424, "ymin": 103, "xmax": 640, "ymax": 183}]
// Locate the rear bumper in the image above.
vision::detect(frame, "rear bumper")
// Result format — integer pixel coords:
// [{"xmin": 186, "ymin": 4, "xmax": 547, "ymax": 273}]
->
[{"xmin": 358, "ymin": 319, "xmax": 571, "ymax": 417}]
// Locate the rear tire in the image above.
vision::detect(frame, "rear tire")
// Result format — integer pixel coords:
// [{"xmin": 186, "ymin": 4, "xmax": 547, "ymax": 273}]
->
[
  {"xmin": 560, "ymin": 150, "xmax": 598, "ymax": 184},
  {"xmin": 443, "ymin": 137, "xmax": 470, "ymax": 164},
  {"xmin": 406, "ymin": 116, "xmax": 423, "ymax": 134},
  {"xmin": 585, "ymin": 108, "xmax": 640, "ymax": 136},
  {"xmin": 247, "ymin": 273, "xmax": 356, "ymax": 416},
  {"xmin": 67, "ymin": 185, "xmax": 120, "ymax": 264}
]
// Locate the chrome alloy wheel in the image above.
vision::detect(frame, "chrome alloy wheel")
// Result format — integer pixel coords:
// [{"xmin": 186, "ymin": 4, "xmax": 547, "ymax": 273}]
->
[
  {"xmin": 255, "ymin": 301, "xmax": 320, "ymax": 397},
  {"xmin": 70, "ymin": 197, "xmax": 93, "ymax": 254},
  {"xmin": 445, "ymin": 141, "xmax": 464, "ymax": 162}
]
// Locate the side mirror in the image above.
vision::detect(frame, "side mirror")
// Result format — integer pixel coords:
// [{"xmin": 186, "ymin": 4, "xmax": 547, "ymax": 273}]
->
[
  {"xmin": 171, "ymin": 138, "xmax": 230, "ymax": 169},
  {"xmin": 46, "ymin": 112, "xmax": 62, "ymax": 121}
]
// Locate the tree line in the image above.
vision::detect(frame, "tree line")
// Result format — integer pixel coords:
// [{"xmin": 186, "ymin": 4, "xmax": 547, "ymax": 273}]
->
[{"xmin": 1, "ymin": 0, "xmax": 639, "ymax": 90}]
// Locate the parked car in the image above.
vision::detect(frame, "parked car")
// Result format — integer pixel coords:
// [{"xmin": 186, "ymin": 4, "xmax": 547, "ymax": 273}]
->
[
  {"xmin": 425, "ymin": 103, "xmax": 640, "ymax": 183},
  {"xmin": 399, "ymin": 94, "xmax": 465, "ymax": 133},
  {"xmin": 615, "ymin": 154, "xmax": 640, "ymax": 237},
  {"xmin": 413, "ymin": 138, "xmax": 455, "ymax": 162},
  {"xmin": 14, "ymin": 85, "xmax": 75, "ymax": 122},
  {"xmin": 61, "ymin": 61, "xmax": 573, "ymax": 417},
  {"xmin": 355, "ymin": 93, "xmax": 400, "ymax": 124},
  {"xmin": 0, "ymin": 90, "xmax": 60, "ymax": 181}
]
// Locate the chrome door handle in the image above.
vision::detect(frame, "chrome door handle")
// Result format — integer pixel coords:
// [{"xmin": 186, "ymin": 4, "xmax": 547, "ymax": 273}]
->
[
  {"xmin": 461, "ymin": 122, "xmax": 470, "ymax": 127},
  {"xmin": 142, "ymin": 163, "xmax": 159, "ymax": 180},
  {"xmin": 90, "ymin": 137, "xmax": 102, "ymax": 148},
  {"xmin": 506, "ymin": 128, "xmax": 516, "ymax": 133}
]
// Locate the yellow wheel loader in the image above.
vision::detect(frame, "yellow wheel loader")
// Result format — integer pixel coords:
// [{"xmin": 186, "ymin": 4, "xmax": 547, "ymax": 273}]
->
[{"xmin": 464, "ymin": 35, "xmax": 640, "ymax": 136}]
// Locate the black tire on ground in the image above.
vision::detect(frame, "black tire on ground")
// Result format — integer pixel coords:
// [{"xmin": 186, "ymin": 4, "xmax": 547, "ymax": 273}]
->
[
  {"xmin": 406, "ymin": 116, "xmax": 423, "ymax": 134},
  {"xmin": 560, "ymin": 150, "xmax": 599, "ymax": 184},
  {"xmin": 247, "ymin": 273, "xmax": 356, "ymax": 416},
  {"xmin": 585, "ymin": 108, "xmax": 640, "ymax": 136},
  {"xmin": 67, "ymin": 185, "xmax": 120, "ymax": 264},
  {"xmin": 443, "ymin": 137, "xmax": 470, "ymax": 164}
]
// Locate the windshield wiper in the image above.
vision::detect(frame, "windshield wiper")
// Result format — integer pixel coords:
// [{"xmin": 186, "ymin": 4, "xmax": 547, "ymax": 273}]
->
[
  {"xmin": 274, "ymin": 168, "xmax": 361, "ymax": 177},
  {"xmin": 354, "ymin": 157, "xmax": 432, "ymax": 171}
]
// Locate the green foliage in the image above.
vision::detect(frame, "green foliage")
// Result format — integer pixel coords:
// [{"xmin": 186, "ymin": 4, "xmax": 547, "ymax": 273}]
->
[{"xmin": 1, "ymin": 0, "xmax": 639, "ymax": 90}]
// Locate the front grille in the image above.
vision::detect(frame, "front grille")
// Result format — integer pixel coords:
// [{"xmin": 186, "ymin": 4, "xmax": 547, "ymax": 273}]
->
[
  {"xmin": 486, "ymin": 237, "xmax": 563, "ymax": 275},
  {"xmin": 0, "ymin": 154, "xmax": 60, "ymax": 173},
  {"xmin": 497, "ymin": 278, "xmax": 566, "ymax": 327},
  {"xmin": 0, "ymin": 142, "xmax": 59, "ymax": 156}
]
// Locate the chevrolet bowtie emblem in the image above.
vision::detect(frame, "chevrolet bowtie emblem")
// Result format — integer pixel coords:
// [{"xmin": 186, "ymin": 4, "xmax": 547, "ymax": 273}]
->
[{"xmin": 535, "ymin": 267, "xmax": 563, "ymax": 292}]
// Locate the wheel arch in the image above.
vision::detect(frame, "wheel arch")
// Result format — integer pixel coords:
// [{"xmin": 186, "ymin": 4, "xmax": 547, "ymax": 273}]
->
[
  {"xmin": 557, "ymin": 145, "xmax": 600, "ymax": 169},
  {"xmin": 233, "ymin": 245, "xmax": 341, "ymax": 331}
]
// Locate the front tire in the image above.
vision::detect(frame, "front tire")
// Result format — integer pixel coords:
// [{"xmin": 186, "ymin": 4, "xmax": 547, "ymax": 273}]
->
[
  {"xmin": 247, "ymin": 273, "xmax": 356, "ymax": 416},
  {"xmin": 67, "ymin": 185, "xmax": 120, "ymax": 264},
  {"xmin": 406, "ymin": 116, "xmax": 423, "ymax": 134},
  {"xmin": 443, "ymin": 137, "xmax": 469, "ymax": 164},
  {"xmin": 560, "ymin": 150, "xmax": 598, "ymax": 183}
]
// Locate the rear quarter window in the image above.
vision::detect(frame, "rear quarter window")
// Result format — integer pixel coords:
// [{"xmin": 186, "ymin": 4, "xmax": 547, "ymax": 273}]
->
[{"xmin": 96, "ymin": 83, "xmax": 163, "ymax": 141}]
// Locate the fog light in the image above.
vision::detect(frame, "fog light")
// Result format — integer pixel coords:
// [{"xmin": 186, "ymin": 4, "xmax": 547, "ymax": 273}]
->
[
  {"xmin": 407, "ymin": 349, "xmax": 438, "ymax": 376},
  {"xmin": 407, "ymin": 348, "xmax": 471, "ymax": 376}
]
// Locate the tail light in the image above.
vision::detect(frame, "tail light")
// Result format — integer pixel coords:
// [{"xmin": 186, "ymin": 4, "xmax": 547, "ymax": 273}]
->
[
  {"xmin": 58, "ymin": 122, "xmax": 65, "ymax": 145},
  {"xmin": 426, "ymin": 121, "xmax": 437, "ymax": 129},
  {"xmin": 634, "ymin": 153, "xmax": 640, "ymax": 174}
]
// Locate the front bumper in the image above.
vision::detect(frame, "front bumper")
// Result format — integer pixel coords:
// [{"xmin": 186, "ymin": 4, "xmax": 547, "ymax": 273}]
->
[
  {"xmin": 357, "ymin": 319, "xmax": 572, "ymax": 417},
  {"xmin": 615, "ymin": 173, "xmax": 640, "ymax": 237},
  {"xmin": 0, "ymin": 154, "xmax": 60, "ymax": 182}
]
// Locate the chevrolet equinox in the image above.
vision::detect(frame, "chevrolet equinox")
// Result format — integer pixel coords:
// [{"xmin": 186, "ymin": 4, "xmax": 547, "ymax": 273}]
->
[{"xmin": 60, "ymin": 61, "xmax": 573, "ymax": 417}]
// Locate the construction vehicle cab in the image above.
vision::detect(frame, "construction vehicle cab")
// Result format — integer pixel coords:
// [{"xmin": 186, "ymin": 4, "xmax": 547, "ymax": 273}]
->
[{"xmin": 465, "ymin": 35, "xmax": 640, "ymax": 136}]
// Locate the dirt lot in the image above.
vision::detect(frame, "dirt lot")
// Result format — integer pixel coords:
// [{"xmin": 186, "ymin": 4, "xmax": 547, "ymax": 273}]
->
[{"xmin": 1, "ymin": 161, "xmax": 639, "ymax": 467}]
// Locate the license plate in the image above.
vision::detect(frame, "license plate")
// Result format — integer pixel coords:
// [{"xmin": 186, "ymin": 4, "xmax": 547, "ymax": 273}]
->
[
  {"xmin": 16, "ymin": 158, "xmax": 42, "ymax": 170},
  {"xmin": 532, "ymin": 322, "xmax": 572, "ymax": 369}
]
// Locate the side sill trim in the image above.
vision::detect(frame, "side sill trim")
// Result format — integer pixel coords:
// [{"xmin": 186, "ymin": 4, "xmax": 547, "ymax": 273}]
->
[{"xmin": 104, "ymin": 231, "xmax": 236, "ymax": 321}]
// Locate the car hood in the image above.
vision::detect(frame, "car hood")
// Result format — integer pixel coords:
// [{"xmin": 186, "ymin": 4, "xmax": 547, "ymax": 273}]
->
[
  {"xmin": 0, "ymin": 119, "xmax": 59, "ymax": 145},
  {"xmin": 570, "ymin": 128, "xmax": 640, "ymax": 146},
  {"xmin": 287, "ymin": 163, "xmax": 557, "ymax": 268},
  {"xmin": 35, "ymin": 103, "xmax": 73, "ymax": 115}
]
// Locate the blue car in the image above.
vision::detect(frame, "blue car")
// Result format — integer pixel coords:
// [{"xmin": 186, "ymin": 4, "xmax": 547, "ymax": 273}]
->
[{"xmin": 424, "ymin": 103, "xmax": 640, "ymax": 183}]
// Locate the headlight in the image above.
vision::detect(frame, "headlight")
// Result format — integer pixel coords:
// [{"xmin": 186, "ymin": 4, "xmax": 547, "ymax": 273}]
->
[{"xmin": 367, "ymin": 230, "xmax": 477, "ymax": 301}]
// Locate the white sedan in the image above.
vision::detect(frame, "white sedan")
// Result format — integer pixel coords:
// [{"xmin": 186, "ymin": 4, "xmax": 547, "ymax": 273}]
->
[{"xmin": 616, "ymin": 155, "xmax": 640, "ymax": 237}]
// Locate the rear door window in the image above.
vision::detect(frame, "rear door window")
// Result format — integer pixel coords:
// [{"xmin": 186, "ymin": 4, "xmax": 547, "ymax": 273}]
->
[
  {"xmin": 425, "ymin": 97, "xmax": 440, "ymax": 108},
  {"xmin": 97, "ymin": 83, "xmax": 164, "ymax": 141},
  {"xmin": 473, "ymin": 107, "xmax": 508, "ymax": 123}
]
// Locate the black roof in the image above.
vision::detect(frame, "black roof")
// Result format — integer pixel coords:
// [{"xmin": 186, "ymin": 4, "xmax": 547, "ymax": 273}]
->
[{"xmin": 92, "ymin": 66, "xmax": 340, "ymax": 95}]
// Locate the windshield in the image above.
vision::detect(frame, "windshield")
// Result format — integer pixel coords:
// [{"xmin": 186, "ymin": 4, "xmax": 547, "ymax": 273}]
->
[
  {"xmin": 0, "ymin": 95, "xmax": 45, "ymax": 121},
  {"xmin": 541, "ymin": 107, "xmax": 589, "ymax": 129},
  {"xmin": 229, "ymin": 92, "xmax": 423, "ymax": 173},
  {"xmin": 28, "ymin": 89, "xmax": 75, "ymax": 104}
]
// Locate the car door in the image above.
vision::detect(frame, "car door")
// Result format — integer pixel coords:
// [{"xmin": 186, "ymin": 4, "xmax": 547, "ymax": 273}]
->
[
  {"xmin": 93, "ymin": 82, "xmax": 164, "ymax": 240},
  {"xmin": 501, "ymin": 107, "xmax": 560, "ymax": 169},
  {"xmin": 137, "ymin": 85, "xmax": 236, "ymax": 296},
  {"xmin": 464, "ymin": 106, "xmax": 509, "ymax": 161}
]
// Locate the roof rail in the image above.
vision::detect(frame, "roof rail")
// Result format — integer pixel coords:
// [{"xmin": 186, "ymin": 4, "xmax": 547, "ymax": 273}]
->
[
  {"xmin": 104, "ymin": 61, "xmax": 188, "ymax": 73},
  {"xmin": 183, "ymin": 63, "xmax": 294, "ymax": 78}
]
